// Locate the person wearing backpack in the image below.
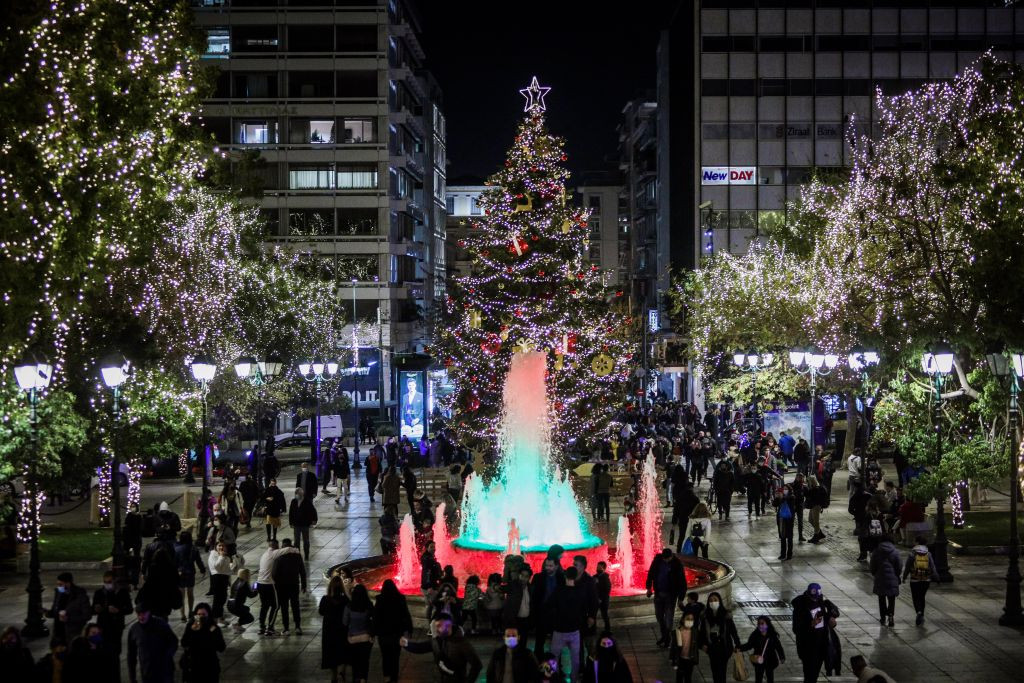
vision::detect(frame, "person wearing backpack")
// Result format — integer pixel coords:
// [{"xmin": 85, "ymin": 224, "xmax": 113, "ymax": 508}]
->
[
  {"xmin": 685, "ymin": 502, "xmax": 712, "ymax": 559},
  {"xmin": 774, "ymin": 484, "xmax": 796, "ymax": 561},
  {"xmin": 868, "ymin": 534, "xmax": 902, "ymax": 627},
  {"xmin": 902, "ymin": 535, "xmax": 940, "ymax": 625}
]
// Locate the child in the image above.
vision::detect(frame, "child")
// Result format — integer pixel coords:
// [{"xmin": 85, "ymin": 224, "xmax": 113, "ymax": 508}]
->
[
  {"xmin": 484, "ymin": 572, "xmax": 504, "ymax": 634},
  {"xmin": 670, "ymin": 609, "xmax": 701, "ymax": 683},
  {"xmin": 461, "ymin": 575, "xmax": 482, "ymax": 634},
  {"xmin": 595, "ymin": 561, "xmax": 612, "ymax": 632}
]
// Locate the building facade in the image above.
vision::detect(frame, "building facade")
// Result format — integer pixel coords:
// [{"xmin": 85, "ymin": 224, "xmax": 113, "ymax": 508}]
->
[
  {"xmin": 192, "ymin": 0, "xmax": 446, "ymax": 405},
  {"xmin": 574, "ymin": 181, "xmax": 627, "ymax": 287},
  {"xmin": 685, "ymin": 1, "xmax": 1024, "ymax": 258},
  {"xmin": 442, "ymin": 181, "xmax": 487, "ymax": 281}
]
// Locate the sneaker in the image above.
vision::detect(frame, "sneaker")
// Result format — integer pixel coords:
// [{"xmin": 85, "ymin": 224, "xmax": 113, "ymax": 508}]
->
[
  {"xmin": 916, "ymin": 612, "xmax": 924, "ymax": 626},
  {"xmin": 295, "ymin": 628, "xmax": 303, "ymax": 636},
  {"xmin": 887, "ymin": 617, "xmax": 894, "ymax": 627},
  {"xmin": 258, "ymin": 628, "xmax": 265, "ymax": 635},
  {"xmin": 282, "ymin": 629, "xmax": 290, "ymax": 636},
  {"xmin": 265, "ymin": 629, "xmax": 278, "ymax": 637},
  {"xmin": 879, "ymin": 617, "xmax": 886, "ymax": 625}
]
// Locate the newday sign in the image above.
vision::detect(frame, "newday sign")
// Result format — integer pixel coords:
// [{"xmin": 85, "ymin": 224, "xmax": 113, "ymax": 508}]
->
[{"xmin": 701, "ymin": 166, "xmax": 756, "ymax": 185}]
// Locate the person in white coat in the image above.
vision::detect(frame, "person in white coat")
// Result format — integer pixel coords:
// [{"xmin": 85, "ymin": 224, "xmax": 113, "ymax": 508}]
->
[{"xmin": 207, "ymin": 541, "xmax": 243, "ymax": 626}]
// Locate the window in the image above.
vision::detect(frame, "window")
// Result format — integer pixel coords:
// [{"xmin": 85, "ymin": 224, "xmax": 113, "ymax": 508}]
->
[
  {"xmin": 588, "ymin": 195, "xmax": 602, "ymax": 209},
  {"xmin": 309, "ymin": 120, "xmax": 335, "ymax": 143},
  {"xmin": 337, "ymin": 165, "xmax": 378, "ymax": 189},
  {"xmin": 289, "ymin": 71, "xmax": 333, "ymax": 98},
  {"xmin": 342, "ymin": 118, "xmax": 375, "ymax": 142},
  {"xmin": 288, "ymin": 209, "xmax": 333, "ymax": 236},
  {"xmin": 233, "ymin": 73, "xmax": 276, "ymax": 98},
  {"xmin": 236, "ymin": 121, "xmax": 274, "ymax": 144},
  {"xmin": 288, "ymin": 25, "xmax": 333, "ymax": 52},
  {"xmin": 205, "ymin": 28, "xmax": 229, "ymax": 58},
  {"xmin": 289, "ymin": 166, "xmax": 335, "ymax": 189},
  {"xmin": 337, "ymin": 71, "xmax": 378, "ymax": 97},
  {"xmin": 258, "ymin": 209, "xmax": 280, "ymax": 237},
  {"xmin": 470, "ymin": 196, "xmax": 481, "ymax": 215},
  {"xmin": 337, "ymin": 208, "xmax": 378, "ymax": 235},
  {"xmin": 445, "ymin": 196, "xmax": 455, "ymax": 214},
  {"xmin": 232, "ymin": 26, "xmax": 278, "ymax": 52},
  {"xmin": 336, "ymin": 25, "xmax": 378, "ymax": 52},
  {"xmin": 390, "ymin": 169, "xmax": 412, "ymax": 198},
  {"xmin": 214, "ymin": 72, "xmax": 231, "ymax": 97}
]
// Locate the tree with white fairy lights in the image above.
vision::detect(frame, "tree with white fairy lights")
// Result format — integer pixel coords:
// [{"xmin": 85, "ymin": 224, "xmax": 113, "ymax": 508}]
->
[{"xmin": 436, "ymin": 78, "xmax": 633, "ymax": 450}]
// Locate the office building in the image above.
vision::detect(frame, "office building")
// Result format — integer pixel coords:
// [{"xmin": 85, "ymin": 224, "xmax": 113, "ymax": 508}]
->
[
  {"xmin": 192, "ymin": 0, "xmax": 446, "ymax": 417},
  {"xmin": 575, "ymin": 176, "xmax": 628, "ymax": 287},
  {"xmin": 443, "ymin": 180, "xmax": 487, "ymax": 280}
]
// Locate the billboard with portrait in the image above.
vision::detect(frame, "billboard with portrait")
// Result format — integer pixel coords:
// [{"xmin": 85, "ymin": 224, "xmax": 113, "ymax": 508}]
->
[{"xmin": 398, "ymin": 370, "xmax": 425, "ymax": 442}]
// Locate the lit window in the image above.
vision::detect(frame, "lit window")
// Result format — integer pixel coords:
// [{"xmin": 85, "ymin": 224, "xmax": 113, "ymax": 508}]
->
[
  {"xmin": 239, "ymin": 122, "xmax": 269, "ymax": 144},
  {"xmin": 337, "ymin": 165, "xmax": 378, "ymax": 189},
  {"xmin": 205, "ymin": 28, "xmax": 229, "ymax": 58},
  {"xmin": 289, "ymin": 167, "xmax": 335, "ymax": 189},
  {"xmin": 309, "ymin": 120, "xmax": 335, "ymax": 144},
  {"xmin": 342, "ymin": 118, "xmax": 375, "ymax": 143}
]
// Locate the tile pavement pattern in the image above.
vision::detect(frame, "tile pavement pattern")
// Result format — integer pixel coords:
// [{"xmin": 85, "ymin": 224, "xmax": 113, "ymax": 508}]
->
[{"xmin": 1, "ymin": 465, "xmax": 1022, "ymax": 681}]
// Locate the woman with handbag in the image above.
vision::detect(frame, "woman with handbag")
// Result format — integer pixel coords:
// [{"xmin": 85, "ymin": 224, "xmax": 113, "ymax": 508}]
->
[
  {"xmin": 263, "ymin": 478, "xmax": 286, "ymax": 542},
  {"xmin": 343, "ymin": 584, "xmax": 375, "ymax": 683},
  {"xmin": 738, "ymin": 616, "xmax": 785, "ymax": 683},
  {"xmin": 698, "ymin": 592, "xmax": 739, "ymax": 683}
]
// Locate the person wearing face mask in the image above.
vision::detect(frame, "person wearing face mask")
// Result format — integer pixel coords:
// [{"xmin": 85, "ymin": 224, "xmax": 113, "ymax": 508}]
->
[
  {"xmin": 485, "ymin": 626, "xmax": 539, "ymax": 683},
  {"xmin": 774, "ymin": 484, "xmax": 796, "ymax": 561},
  {"xmin": 738, "ymin": 616, "xmax": 785, "ymax": 683},
  {"xmin": 670, "ymin": 611, "xmax": 701, "ymax": 683},
  {"xmin": 207, "ymin": 541, "xmax": 243, "ymax": 627},
  {"xmin": 402, "ymin": 614, "xmax": 483, "ymax": 683},
  {"xmin": 791, "ymin": 583, "xmax": 841, "ymax": 683},
  {"xmin": 180, "ymin": 603, "xmax": 226, "ymax": 683},
  {"xmin": 65, "ymin": 624, "xmax": 118, "ymax": 683},
  {"xmin": 47, "ymin": 572, "xmax": 92, "ymax": 646},
  {"xmin": 127, "ymin": 602, "xmax": 179, "ymax": 683},
  {"xmin": 0, "ymin": 626, "xmax": 34, "ymax": 680},
  {"xmin": 92, "ymin": 570, "xmax": 132, "ymax": 680},
  {"xmin": 581, "ymin": 631, "xmax": 633, "ymax": 683},
  {"xmin": 699, "ymin": 593, "xmax": 740, "ymax": 683}
]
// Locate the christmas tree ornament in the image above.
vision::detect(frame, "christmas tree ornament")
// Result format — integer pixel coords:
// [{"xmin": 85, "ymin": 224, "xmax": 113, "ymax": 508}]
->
[
  {"xmin": 468, "ymin": 309, "xmax": 482, "ymax": 328},
  {"xmin": 514, "ymin": 194, "xmax": 533, "ymax": 212},
  {"xmin": 591, "ymin": 354, "xmax": 615, "ymax": 377},
  {"xmin": 561, "ymin": 219, "xmax": 572, "ymax": 233}
]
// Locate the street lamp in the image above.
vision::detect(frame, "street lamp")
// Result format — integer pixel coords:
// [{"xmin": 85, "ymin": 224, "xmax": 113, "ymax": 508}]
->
[
  {"xmin": 233, "ymin": 354, "xmax": 282, "ymax": 489},
  {"xmin": 99, "ymin": 353, "xmax": 129, "ymax": 585},
  {"xmin": 350, "ymin": 358, "xmax": 378, "ymax": 448},
  {"xmin": 12, "ymin": 353, "xmax": 53, "ymax": 638},
  {"xmin": 986, "ymin": 346, "xmax": 1024, "ymax": 627},
  {"xmin": 188, "ymin": 354, "xmax": 216, "ymax": 543},
  {"xmin": 789, "ymin": 346, "xmax": 836, "ymax": 464},
  {"xmin": 921, "ymin": 342, "xmax": 956, "ymax": 583},
  {"xmin": 847, "ymin": 345, "xmax": 880, "ymax": 482},
  {"xmin": 298, "ymin": 359, "xmax": 338, "ymax": 483},
  {"xmin": 732, "ymin": 349, "xmax": 774, "ymax": 423}
]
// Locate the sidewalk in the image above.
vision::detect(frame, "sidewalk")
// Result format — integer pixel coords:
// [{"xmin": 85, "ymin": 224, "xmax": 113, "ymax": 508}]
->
[{"xmin": 1, "ymin": 463, "xmax": 1022, "ymax": 681}]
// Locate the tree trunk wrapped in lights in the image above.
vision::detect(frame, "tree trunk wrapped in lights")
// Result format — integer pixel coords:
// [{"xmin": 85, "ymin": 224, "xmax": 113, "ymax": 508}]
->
[{"xmin": 436, "ymin": 78, "xmax": 632, "ymax": 451}]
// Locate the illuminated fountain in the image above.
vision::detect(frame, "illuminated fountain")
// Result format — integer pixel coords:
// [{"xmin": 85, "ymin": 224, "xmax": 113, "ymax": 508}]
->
[{"xmin": 334, "ymin": 351, "xmax": 734, "ymax": 621}]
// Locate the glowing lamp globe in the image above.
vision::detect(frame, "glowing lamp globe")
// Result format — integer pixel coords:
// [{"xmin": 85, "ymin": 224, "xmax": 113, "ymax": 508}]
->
[
  {"xmin": 788, "ymin": 349, "xmax": 806, "ymax": 367},
  {"xmin": 233, "ymin": 355, "xmax": 257, "ymax": 379},
  {"xmin": 189, "ymin": 355, "xmax": 216, "ymax": 382},
  {"xmin": 14, "ymin": 354, "xmax": 53, "ymax": 391},
  {"xmin": 99, "ymin": 353, "xmax": 129, "ymax": 388},
  {"xmin": 806, "ymin": 346, "xmax": 826, "ymax": 370}
]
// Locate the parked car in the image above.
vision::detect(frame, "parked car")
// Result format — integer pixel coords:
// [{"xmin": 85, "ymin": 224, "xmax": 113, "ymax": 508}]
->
[{"xmin": 274, "ymin": 415, "xmax": 343, "ymax": 447}]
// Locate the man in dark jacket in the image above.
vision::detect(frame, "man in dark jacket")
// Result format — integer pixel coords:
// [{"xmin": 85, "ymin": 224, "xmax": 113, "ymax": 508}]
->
[
  {"xmin": 287, "ymin": 489, "xmax": 318, "ymax": 561},
  {"xmin": 645, "ymin": 548, "xmax": 687, "ymax": 648},
  {"xmin": 712, "ymin": 459, "xmax": 735, "ymax": 519},
  {"xmin": 47, "ymin": 572, "xmax": 92, "ymax": 645},
  {"xmin": 126, "ymin": 603, "xmax": 178, "ymax": 683},
  {"xmin": 296, "ymin": 462, "xmax": 318, "ymax": 501},
  {"xmin": 402, "ymin": 614, "xmax": 483, "ymax": 683},
  {"xmin": 791, "ymin": 583, "xmax": 840, "ymax": 683},
  {"xmin": 486, "ymin": 625, "xmax": 539, "ymax": 683},
  {"xmin": 403, "ymin": 464, "xmax": 418, "ymax": 513},
  {"xmin": 673, "ymin": 483, "xmax": 700, "ymax": 553},
  {"xmin": 421, "ymin": 542, "xmax": 443, "ymax": 621},
  {"xmin": 529, "ymin": 557, "xmax": 565, "ymax": 655},
  {"xmin": 571, "ymin": 555, "xmax": 599, "ymax": 669},
  {"xmin": 262, "ymin": 450, "xmax": 281, "ymax": 489},
  {"xmin": 793, "ymin": 438, "xmax": 812, "ymax": 476},
  {"xmin": 549, "ymin": 566, "xmax": 586, "ymax": 683},
  {"xmin": 92, "ymin": 570, "xmax": 132, "ymax": 678},
  {"xmin": 272, "ymin": 538, "xmax": 308, "ymax": 635}
]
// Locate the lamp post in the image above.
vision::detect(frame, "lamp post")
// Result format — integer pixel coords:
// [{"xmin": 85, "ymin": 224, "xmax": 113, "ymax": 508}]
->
[
  {"xmin": 987, "ymin": 347, "xmax": 1024, "ymax": 626},
  {"xmin": 99, "ymin": 353, "xmax": 129, "ymax": 585},
  {"xmin": 188, "ymin": 355, "xmax": 217, "ymax": 543},
  {"xmin": 233, "ymin": 355, "xmax": 282, "ymax": 489},
  {"xmin": 732, "ymin": 349, "xmax": 774, "ymax": 425},
  {"xmin": 789, "ymin": 346, "xmax": 837, "ymax": 469},
  {"xmin": 847, "ymin": 346, "xmax": 880, "ymax": 483},
  {"xmin": 922, "ymin": 343, "xmax": 956, "ymax": 583},
  {"xmin": 13, "ymin": 354, "xmax": 53, "ymax": 638},
  {"xmin": 298, "ymin": 359, "xmax": 338, "ymax": 482}
]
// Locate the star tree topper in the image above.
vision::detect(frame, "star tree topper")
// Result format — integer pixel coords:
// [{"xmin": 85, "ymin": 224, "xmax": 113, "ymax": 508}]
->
[{"xmin": 519, "ymin": 76, "xmax": 551, "ymax": 113}]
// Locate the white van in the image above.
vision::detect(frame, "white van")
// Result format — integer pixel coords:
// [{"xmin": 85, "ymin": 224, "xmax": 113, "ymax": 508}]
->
[{"xmin": 275, "ymin": 415, "xmax": 343, "ymax": 447}]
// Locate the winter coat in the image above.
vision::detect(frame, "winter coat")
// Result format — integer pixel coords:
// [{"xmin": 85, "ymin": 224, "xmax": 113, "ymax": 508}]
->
[
  {"xmin": 903, "ymin": 544, "xmax": 941, "ymax": 583},
  {"xmin": 382, "ymin": 471, "xmax": 403, "ymax": 506},
  {"xmin": 645, "ymin": 555, "xmax": 687, "ymax": 598},
  {"xmin": 374, "ymin": 590, "xmax": 413, "ymax": 637},
  {"xmin": 581, "ymin": 650, "xmax": 634, "ymax": 683},
  {"xmin": 869, "ymin": 541, "xmax": 902, "ymax": 596},
  {"xmin": 49, "ymin": 585, "xmax": 92, "ymax": 644},
  {"xmin": 740, "ymin": 629, "xmax": 785, "ymax": 670},
  {"xmin": 791, "ymin": 592, "xmax": 840, "ymax": 659},
  {"xmin": 263, "ymin": 486, "xmax": 287, "ymax": 518},
  {"xmin": 404, "ymin": 633, "xmax": 483, "ymax": 683},
  {"xmin": 486, "ymin": 644, "xmax": 540, "ymax": 683},
  {"xmin": 288, "ymin": 496, "xmax": 318, "ymax": 527},
  {"xmin": 179, "ymin": 620, "xmax": 225, "ymax": 682},
  {"xmin": 296, "ymin": 470, "xmax": 318, "ymax": 501},
  {"xmin": 318, "ymin": 593, "xmax": 350, "ymax": 669}
]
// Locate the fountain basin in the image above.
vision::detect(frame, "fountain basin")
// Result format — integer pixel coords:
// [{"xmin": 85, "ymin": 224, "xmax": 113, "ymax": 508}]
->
[{"xmin": 326, "ymin": 552, "xmax": 736, "ymax": 628}]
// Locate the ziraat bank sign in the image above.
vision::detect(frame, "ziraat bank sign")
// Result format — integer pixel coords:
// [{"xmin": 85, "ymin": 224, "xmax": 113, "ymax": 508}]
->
[{"xmin": 701, "ymin": 166, "xmax": 756, "ymax": 185}]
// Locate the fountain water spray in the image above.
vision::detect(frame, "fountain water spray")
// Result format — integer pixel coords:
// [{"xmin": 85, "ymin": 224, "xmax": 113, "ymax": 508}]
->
[
  {"xmin": 433, "ymin": 502, "xmax": 454, "ymax": 569},
  {"xmin": 457, "ymin": 352, "xmax": 602, "ymax": 551},
  {"xmin": 395, "ymin": 514, "xmax": 419, "ymax": 590},
  {"xmin": 636, "ymin": 448, "xmax": 663, "ymax": 584},
  {"xmin": 615, "ymin": 515, "xmax": 634, "ymax": 590}
]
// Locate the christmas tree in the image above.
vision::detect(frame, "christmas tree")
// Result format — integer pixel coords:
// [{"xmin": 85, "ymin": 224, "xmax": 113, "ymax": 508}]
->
[{"xmin": 437, "ymin": 77, "xmax": 633, "ymax": 450}]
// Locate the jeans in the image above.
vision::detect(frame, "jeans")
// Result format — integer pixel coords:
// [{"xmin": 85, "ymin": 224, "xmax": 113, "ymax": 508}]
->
[
  {"xmin": 801, "ymin": 652, "xmax": 824, "ymax": 683},
  {"xmin": 675, "ymin": 660, "xmax": 695, "ymax": 683},
  {"xmin": 877, "ymin": 594, "xmax": 896, "ymax": 619},
  {"xmin": 258, "ymin": 583, "xmax": 278, "ymax": 630},
  {"xmin": 675, "ymin": 516, "xmax": 690, "ymax": 553},
  {"xmin": 796, "ymin": 507, "xmax": 805, "ymax": 538},
  {"xmin": 550, "ymin": 630, "xmax": 581, "ymax": 683},
  {"xmin": 294, "ymin": 525, "xmax": 310, "ymax": 560},
  {"xmin": 597, "ymin": 493, "xmax": 610, "ymax": 521},
  {"xmin": 337, "ymin": 476, "xmax": 350, "ymax": 497},
  {"xmin": 210, "ymin": 574, "xmax": 230, "ymax": 620},
  {"xmin": 379, "ymin": 634, "xmax": 401, "ymax": 681},
  {"xmin": 653, "ymin": 592, "xmax": 677, "ymax": 642},
  {"xmin": 809, "ymin": 506, "xmax": 822, "ymax": 537},
  {"xmin": 910, "ymin": 580, "xmax": 930, "ymax": 614},
  {"xmin": 228, "ymin": 602, "xmax": 254, "ymax": 626},
  {"xmin": 692, "ymin": 538, "xmax": 709, "ymax": 559},
  {"xmin": 278, "ymin": 585, "xmax": 301, "ymax": 630},
  {"xmin": 754, "ymin": 663, "xmax": 775, "ymax": 683}
]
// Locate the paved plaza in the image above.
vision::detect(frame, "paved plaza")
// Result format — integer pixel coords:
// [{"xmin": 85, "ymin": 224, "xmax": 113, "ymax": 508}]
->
[{"xmin": 1, "ymin": 464, "xmax": 1022, "ymax": 682}]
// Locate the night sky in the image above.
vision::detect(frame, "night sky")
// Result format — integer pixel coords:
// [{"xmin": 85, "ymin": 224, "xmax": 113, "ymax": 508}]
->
[{"xmin": 415, "ymin": 1, "xmax": 671, "ymax": 184}]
